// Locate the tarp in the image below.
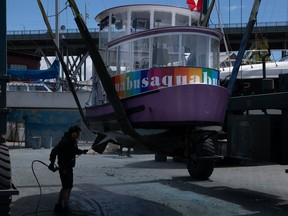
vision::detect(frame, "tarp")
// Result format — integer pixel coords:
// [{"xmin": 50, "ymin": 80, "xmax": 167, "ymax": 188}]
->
[{"xmin": 8, "ymin": 60, "xmax": 59, "ymax": 80}]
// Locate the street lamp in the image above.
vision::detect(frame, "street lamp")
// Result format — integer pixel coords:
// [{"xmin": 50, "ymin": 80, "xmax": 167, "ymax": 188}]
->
[{"xmin": 20, "ymin": 24, "xmax": 25, "ymax": 33}]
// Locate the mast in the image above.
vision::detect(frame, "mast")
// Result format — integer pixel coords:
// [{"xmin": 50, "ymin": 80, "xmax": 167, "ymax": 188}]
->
[
  {"xmin": 55, "ymin": 0, "xmax": 60, "ymax": 51},
  {"xmin": 201, "ymin": 0, "xmax": 215, "ymax": 27},
  {"xmin": 227, "ymin": 0, "xmax": 261, "ymax": 95}
]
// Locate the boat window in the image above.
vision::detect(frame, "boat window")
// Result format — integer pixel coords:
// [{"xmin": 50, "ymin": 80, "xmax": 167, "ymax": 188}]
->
[
  {"xmin": 183, "ymin": 34, "xmax": 209, "ymax": 68},
  {"xmin": 119, "ymin": 43, "xmax": 131, "ymax": 74},
  {"xmin": 154, "ymin": 11, "xmax": 172, "ymax": 28},
  {"xmin": 8, "ymin": 84, "xmax": 27, "ymax": 91},
  {"xmin": 111, "ymin": 11, "xmax": 127, "ymax": 41},
  {"xmin": 28, "ymin": 85, "xmax": 48, "ymax": 92},
  {"xmin": 152, "ymin": 35, "xmax": 179, "ymax": 67},
  {"xmin": 107, "ymin": 32, "xmax": 220, "ymax": 75},
  {"xmin": 133, "ymin": 38, "xmax": 150, "ymax": 70},
  {"xmin": 210, "ymin": 38, "xmax": 220, "ymax": 70},
  {"xmin": 107, "ymin": 47, "xmax": 117, "ymax": 75},
  {"xmin": 7, "ymin": 83, "xmax": 51, "ymax": 92},
  {"xmin": 175, "ymin": 14, "xmax": 189, "ymax": 26},
  {"xmin": 131, "ymin": 11, "xmax": 150, "ymax": 33}
]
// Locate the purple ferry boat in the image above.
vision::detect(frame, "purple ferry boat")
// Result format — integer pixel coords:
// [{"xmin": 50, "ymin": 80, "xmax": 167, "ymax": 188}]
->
[{"xmin": 83, "ymin": 3, "xmax": 229, "ymax": 179}]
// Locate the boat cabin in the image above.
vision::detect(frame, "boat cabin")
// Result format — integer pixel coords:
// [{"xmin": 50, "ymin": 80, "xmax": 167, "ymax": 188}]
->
[{"xmin": 96, "ymin": 5, "xmax": 222, "ymax": 75}]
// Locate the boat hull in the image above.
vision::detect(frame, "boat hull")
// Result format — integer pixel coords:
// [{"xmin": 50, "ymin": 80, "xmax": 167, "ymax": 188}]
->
[{"xmin": 86, "ymin": 84, "xmax": 229, "ymax": 132}]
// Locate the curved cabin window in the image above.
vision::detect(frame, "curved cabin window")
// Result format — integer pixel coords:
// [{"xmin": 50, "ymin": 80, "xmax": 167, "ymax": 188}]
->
[
  {"xmin": 152, "ymin": 34, "xmax": 179, "ymax": 67},
  {"xmin": 107, "ymin": 32, "xmax": 220, "ymax": 75},
  {"xmin": 133, "ymin": 38, "xmax": 150, "ymax": 70},
  {"xmin": 154, "ymin": 11, "xmax": 172, "ymax": 28},
  {"xmin": 119, "ymin": 43, "xmax": 131, "ymax": 74},
  {"xmin": 210, "ymin": 38, "xmax": 220, "ymax": 70},
  {"xmin": 107, "ymin": 47, "xmax": 117, "ymax": 76},
  {"xmin": 183, "ymin": 34, "xmax": 209, "ymax": 68}
]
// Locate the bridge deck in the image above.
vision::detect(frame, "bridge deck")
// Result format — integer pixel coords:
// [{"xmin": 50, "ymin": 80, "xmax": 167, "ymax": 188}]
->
[{"xmin": 7, "ymin": 21, "xmax": 288, "ymax": 57}]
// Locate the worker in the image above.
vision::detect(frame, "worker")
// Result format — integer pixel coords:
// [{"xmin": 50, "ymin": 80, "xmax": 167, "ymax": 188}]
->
[{"xmin": 48, "ymin": 125, "xmax": 88, "ymax": 215}]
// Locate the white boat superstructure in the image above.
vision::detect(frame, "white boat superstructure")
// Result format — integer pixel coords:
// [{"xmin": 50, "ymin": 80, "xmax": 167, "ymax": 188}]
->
[{"xmin": 220, "ymin": 59, "xmax": 288, "ymax": 80}]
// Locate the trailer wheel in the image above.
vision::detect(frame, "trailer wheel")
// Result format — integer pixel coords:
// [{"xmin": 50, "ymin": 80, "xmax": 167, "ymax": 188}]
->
[
  {"xmin": 0, "ymin": 144, "xmax": 12, "ymax": 216},
  {"xmin": 187, "ymin": 138, "xmax": 215, "ymax": 180}
]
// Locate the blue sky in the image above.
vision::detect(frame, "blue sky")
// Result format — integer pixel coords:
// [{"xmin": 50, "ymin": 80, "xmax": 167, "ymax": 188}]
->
[
  {"xmin": 6, "ymin": 0, "xmax": 288, "ymax": 31},
  {"xmin": 7, "ymin": 0, "xmax": 187, "ymax": 31}
]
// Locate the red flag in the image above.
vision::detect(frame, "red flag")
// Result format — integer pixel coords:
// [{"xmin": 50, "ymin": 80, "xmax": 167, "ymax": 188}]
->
[{"xmin": 186, "ymin": 0, "xmax": 203, "ymax": 11}]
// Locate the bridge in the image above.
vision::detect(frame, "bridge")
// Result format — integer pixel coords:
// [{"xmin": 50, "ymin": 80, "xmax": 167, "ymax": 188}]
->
[
  {"xmin": 7, "ymin": 28, "xmax": 99, "ymax": 57},
  {"xmin": 6, "ymin": 21, "xmax": 288, "ymax": 80},
  {"xmin": 7, "ymin": 28, "xmax": 99, "ymax": 80},
  {"xmin": 7, "ymin": 21, "xmax": 288, "ymax": 57},
  {"xmin": 210, "ymin": 21, "xmax": 288, "ymax": 52}
]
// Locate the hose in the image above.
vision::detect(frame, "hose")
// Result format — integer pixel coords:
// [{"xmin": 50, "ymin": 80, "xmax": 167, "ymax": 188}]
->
[
  {"xmin": 32, "ymin": 160, "xmax": 55, "ymax": 215},
  {"xmin": 21, "ymin": 160, "xmax": 55, "ymax": 216},
  {"xmin": 25, "ymin": 154, "xmax": 103, "ymax": 216}
]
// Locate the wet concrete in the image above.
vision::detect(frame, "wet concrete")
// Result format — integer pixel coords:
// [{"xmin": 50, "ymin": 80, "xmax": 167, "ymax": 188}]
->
[{"xmin": 9, "ymin": 146, "xmax": 288, "ymax": 215}]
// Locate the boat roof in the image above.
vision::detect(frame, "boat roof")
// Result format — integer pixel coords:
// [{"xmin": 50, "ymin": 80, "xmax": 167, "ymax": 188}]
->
[{"xmin": 95, "ymin": 4, "xmax": 199, "ymax": 22}]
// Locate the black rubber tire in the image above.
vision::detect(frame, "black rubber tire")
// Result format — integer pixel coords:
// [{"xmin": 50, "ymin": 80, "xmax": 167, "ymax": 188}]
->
[
  {"xmin": 0, "ymin": 144, "xmax": 12, "ymax": 216},
  {"xmin": 187, "ymin": 138, "xmax": 215, "ymax": 180}
]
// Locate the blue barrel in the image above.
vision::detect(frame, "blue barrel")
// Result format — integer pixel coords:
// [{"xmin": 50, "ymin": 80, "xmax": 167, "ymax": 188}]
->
[
  {"xmin": 31, "ymin": 137, "xmax": 41, "ymax": 149},
  {"xmin": 42, "ymin": 137, "xmax": 52, "ymax": 149}
]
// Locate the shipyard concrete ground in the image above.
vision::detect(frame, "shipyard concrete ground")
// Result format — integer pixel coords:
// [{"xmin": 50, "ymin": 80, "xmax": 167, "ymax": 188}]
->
[{"xmin": 8, "ymin": 145, "xmax": 288, "ymax": 216}]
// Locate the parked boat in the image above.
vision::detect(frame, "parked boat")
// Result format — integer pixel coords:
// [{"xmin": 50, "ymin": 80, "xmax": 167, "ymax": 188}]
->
[
  {"xmin": 8, "ymin": 59, "xmax": 59, "ymax": 80},
  {"xmin": 69, "ymin": 2, "xmax": 230, "ymax": 179},
  {"xmin": 220, "ymin": 56, "xmax": 288, "ymax": 95},
  {"xmin": 6, "ymin": 78, "xmax": 92, "ymax": 147}
]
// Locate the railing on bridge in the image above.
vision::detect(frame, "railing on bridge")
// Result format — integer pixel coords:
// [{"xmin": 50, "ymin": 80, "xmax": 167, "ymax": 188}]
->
[
  {"xmin": 210, "ymin": 21, "xmax": 288, "ymax": 28},
  {"xmin": 7, "ymin": 28, "xmax": 99, "ymax": 35},
  {"xmin": 7, "ymin": 28, "xmax": 99, "ymax": 40},
  {"xmin": 210, "ymin": 21, "xmax": 288, "ymax": 33},
  {"xmin": 7, "ymin": 21, "xmax": 288, "ymax": 39}
]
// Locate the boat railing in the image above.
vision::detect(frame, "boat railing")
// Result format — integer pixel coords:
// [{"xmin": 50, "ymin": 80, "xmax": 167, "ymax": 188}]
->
[{"xmin": 7, "ymin": 82, "xmax": 52, "ymax": 92}]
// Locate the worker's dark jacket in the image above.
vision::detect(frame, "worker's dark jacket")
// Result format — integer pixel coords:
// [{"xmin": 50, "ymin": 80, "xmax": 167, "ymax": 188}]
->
[{"xmin": 49, "ymin": 132, "xmax": 83, "ymax": 168}]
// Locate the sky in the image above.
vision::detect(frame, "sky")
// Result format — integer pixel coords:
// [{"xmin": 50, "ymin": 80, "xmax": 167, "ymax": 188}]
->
[
  {"xmin": 6, "ymin": 0, "xmax": 288, "ymax": 31},
  {"xmin": 7, "ymin": 0, "xmax": 188, "ymax": 31},
  {"xmin": 5, "ymin": 0, "xmax": 288, "ymax": 73}
]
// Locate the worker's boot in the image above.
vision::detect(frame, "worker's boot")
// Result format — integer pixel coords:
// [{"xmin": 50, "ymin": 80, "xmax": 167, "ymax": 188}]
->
[
  {"xmin": 63, "ymin": 206, "xmax": 71, "ymax": 216},
  {"xmin": 54, "ymin": 203, "xmax": 63, "ymax": 215}
]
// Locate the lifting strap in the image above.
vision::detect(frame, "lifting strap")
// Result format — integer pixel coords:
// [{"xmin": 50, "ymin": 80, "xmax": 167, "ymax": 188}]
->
[{"xmin": 67, "ymin": 0, "xmax": 149, "ymax": 146}]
